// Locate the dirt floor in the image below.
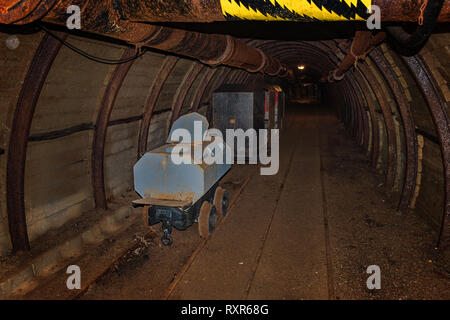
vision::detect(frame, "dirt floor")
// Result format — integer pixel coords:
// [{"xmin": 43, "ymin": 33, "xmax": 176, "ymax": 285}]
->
[{"xmin": 20, "ymin": 104, "xmax": 450, "ymax": 300}]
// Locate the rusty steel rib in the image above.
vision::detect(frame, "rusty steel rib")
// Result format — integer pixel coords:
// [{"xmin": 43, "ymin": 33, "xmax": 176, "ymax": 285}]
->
[
  {"xmin": 370, "ymin": 49, "xmax": 418, "ymax": 213},
  {"xmin": 402, "ymin": 55, "xmax": 450, "ymax": 249},
  {"xmin": 170, "ymin": 63, "xmax": 204, "ymax": 126},
  {"xmin": 192, "ymin": 68, "xmax": 218, "ymax": 112},
  {"xmin": 6, "ymin": 32, "xmax": 65, "ymax": 252},
  {"xmin": 358, "ymin": 63, "xmax": 398, "ymax": 188},
  {"xmin": 137, "ymin": 56, "xmax": 179, "ymax": 158},
  {"xmin": 92, "ymin": 48, "xmax": 136, "ymax": 210},
  {"xmin": 353, "ymin": 71, "xmax": 380, "ymax": 167}
]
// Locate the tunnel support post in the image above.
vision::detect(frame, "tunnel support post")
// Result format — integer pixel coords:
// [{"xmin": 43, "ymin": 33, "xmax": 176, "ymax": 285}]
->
[
  {"xmin": 370, "ymin": 49, "xmax": 418, "ymax": 214},
  {"xmin": 402, "ymin": 55, "xmax": 450, "ymax": 249},
  {"xmin": 6, "ymin": 32, "xmax": 65, "ymax": 252},
  {"xmin": 92, "ymin": 48, "xmax": 136, "ymax": 210}
]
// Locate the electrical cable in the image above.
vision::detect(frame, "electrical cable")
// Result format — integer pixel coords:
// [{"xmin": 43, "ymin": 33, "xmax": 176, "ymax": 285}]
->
[{"xmin": 39, "ymin": 24, "xmax": 146, "ymax": 64}]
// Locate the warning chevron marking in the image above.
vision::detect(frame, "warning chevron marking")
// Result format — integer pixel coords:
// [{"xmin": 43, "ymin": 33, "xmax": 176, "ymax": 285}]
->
[{"xmin": 220, "ymin": 0, "xmax": 372, "ymax": 21}]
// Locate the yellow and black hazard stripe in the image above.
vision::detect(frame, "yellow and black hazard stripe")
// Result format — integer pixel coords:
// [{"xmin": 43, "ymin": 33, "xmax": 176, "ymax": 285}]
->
[{"xmin": 220, "ymin": 0, "xmax": 372, "ymax": 21}]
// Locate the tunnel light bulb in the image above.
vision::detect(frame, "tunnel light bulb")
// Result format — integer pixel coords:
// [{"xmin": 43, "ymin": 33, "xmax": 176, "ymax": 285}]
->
[{"xmin": 298, "ymin": 65, "xmax": 305, "ymax": 70}]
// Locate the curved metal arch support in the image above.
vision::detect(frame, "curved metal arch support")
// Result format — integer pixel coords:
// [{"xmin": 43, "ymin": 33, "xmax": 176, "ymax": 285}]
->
[
  {"xmin": 92, "ymin": 48, "xmax": 136, "ymax": 210},
  {"xmin": 370, "ymin": 49, "xmax": 418, "ymax": 213},
  {"xmin": 353, "ymin": 70, "xmax": 381, "ymax": 167},
  {"xmin": 358, "ymin": 62, "xmax": 398, "ymax": 190},
  {"xmin": 348, "ymin": 72, "xmax": 370, "ymax": 149},
  {"xmin": 6, "ymin": 32, "xmax": 66, "ymax": 252},
  {"xmin": 192, "ymin": 68, "xmax": 218, "ymax": 112},
  {"xmin": 402, "ymin": 55, "xmax": 450, "ymax": 249},
  {"xmin": 138, "ymin": 56, "xmax": 179, "ymax": 158},
  {"xmin": 170, "ymin": 63, "xmax": 204, "ymax": 126}
]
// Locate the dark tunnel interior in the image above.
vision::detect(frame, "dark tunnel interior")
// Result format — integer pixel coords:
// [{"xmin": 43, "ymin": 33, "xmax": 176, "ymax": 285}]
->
[{"xmin": 0, "ymin": 0, "xmax": 449, "ymax": 301}]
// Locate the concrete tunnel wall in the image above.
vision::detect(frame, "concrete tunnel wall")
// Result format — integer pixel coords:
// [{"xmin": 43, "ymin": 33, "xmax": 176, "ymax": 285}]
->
[{"xmin": 0, "ymin": 29, "xmax": 448, "ymax": 256}]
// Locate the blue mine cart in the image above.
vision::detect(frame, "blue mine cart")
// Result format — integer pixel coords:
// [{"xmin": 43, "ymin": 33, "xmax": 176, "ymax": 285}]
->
[{"xmin": 133, "ymin": 113, "xmax": 231, "ymax": 246}]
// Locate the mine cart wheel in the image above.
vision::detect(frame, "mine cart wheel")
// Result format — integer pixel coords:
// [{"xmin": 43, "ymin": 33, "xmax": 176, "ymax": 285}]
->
[
  {"xmin": 198, "ymin": 201, "xmax": 218, "ymax": 238},
  {"xmin": 214, "ymin": 187, "xmax": 229, "ymax": 220}
]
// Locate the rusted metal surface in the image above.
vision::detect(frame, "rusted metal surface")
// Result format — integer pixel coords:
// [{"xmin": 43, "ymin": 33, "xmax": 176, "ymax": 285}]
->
[
  {"xmin": 332, "ymin": 31, "xmax": 386, "ymax": 81},
  {"xmin": 16, "ymin": 1, "xmax": 289, "ymax": 77},
  {"xmin": 358, "ymin": 62, "xmax": 398, "ymax": 188},
  {"xmin": 92, "ymin": 48, "xmax": 136, "ymax": 210},
  {"xmin": 3, "ymin": 0, "xmax": 449, "ymax": 23},
  {"xmin": 113, "ymin": 0, "xmax": 225, "ymax": 22},
  {"xmin": 402, "ymin": 55, "xmax": 450, "ymax": 249},
  {"xmin": 170, "ymin": 63, "xmax": 204, "ymax": 126},
  {"xmin": 370, "ymin": 49, "xmax": 418, "ymax": 213},
  {"xmin": 373, "ymin": 0, "xmax": 450, "ymax": 22},
  {"xmin": 6, "ymin": 31, "xmax": 65, "ymax": 252},
  {"xmin": 0, "ymin": 0, "xmax": 59, "ymax": 24},
  {"xmin": 137, "ymin": 56, "xmax": 178, "ymax": 158}
]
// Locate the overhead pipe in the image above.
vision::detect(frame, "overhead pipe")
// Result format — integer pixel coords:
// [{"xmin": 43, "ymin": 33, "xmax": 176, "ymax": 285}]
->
[
  {"xmin": 324, "ymin": 31, "xmax": 386, "ymax": 82},
  {"xmin": 386, "ymin": 0, "xmax": 446, "ymax": 49},
  {"xmin": 0, "ymin": 1, "xmax": 289, "ymax": 77},
  {"xmin": 1, "ymin": 0, "xmax": 449, "ymax": 24}
]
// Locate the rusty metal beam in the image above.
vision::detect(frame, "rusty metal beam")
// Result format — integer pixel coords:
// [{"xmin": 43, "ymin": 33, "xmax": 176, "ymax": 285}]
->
[
  {"xmin": 402, "ymin": 55, "xmax": 450, "ymax": 249},
  {"xmin": 348, "ymin": 72, "xmax": 369, "ymax": 148},
  {"xmin": 11, "ymin": 1, "xmax": 288, "ymax": 77},
  {"xmin": 330, "ymin": 31, "xmax": 386, "ymax": 81},
  {"xmin": 137, "ymin": 56, "xmax": 178, "ymax": 158},
  {"xmin": 192, "ymin": 68, "xmax": 217, "ymax": 112},
  {"xmin": 353, "ymin": 70, "xmax": 380, "ymax": 167},
  {"xmin": 370, "ymin": 48, "xmax": 418, "ymax": 213},
  {"xmin": 2, "ymin": 0, "xmax": 449, "ymax": 23},
  {"xmin": 375, "ymin": 0, "xmax": 450, "ymax": 22},
  {"xmin": 358, "ymin": 62, "xmax": 398, "ymax": 188},
  {"xmin": 6, "ymin": 31, "xmax": 65, "ymax": 252},
  {"xmin": 92, "ymin": 48, "xmax": 136, "ymax": 210},
  {"xmin": 170, "ymin": 63, "xmax": 204, "ymax": 126}
]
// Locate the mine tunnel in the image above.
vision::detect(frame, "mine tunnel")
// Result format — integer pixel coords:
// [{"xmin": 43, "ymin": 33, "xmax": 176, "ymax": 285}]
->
[{"xmin": 0, "ymin": 1, "xmax": 449, "ymax": 300}]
